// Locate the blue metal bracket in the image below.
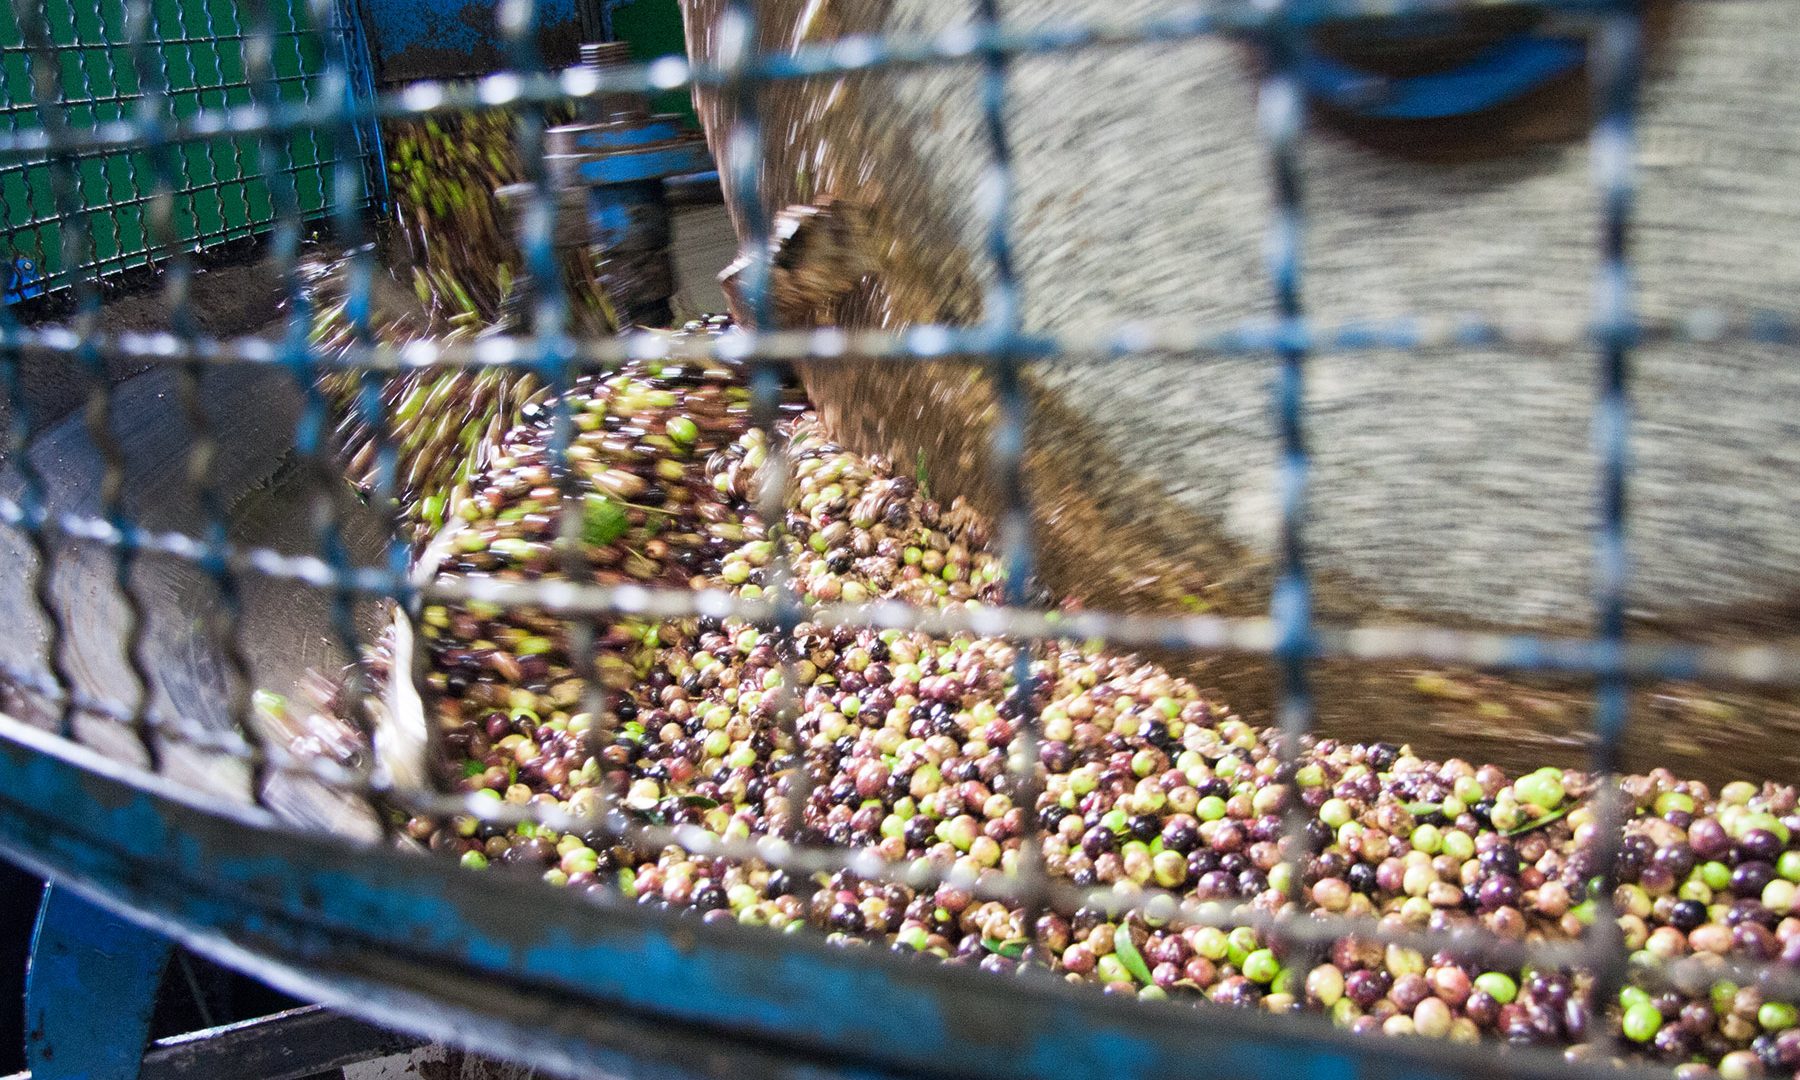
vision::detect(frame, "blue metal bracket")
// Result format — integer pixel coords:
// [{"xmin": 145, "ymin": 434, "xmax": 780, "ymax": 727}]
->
[
  {"xmin": 26, "ymin": 883, "xmax": 174, "ymax": 1080},
  {"xmin": 573, "ymin": 121, "xmax": 714, "ymax": 186},
  {"xmin": 4, "ymin": 258, "xmax": 45, "ymax": 305}
]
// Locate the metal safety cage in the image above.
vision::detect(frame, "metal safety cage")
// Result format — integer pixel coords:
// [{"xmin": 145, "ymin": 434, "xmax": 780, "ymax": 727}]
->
[
  {"xmin": 2, "ymin": 1, "xmax": 1799, "ymax": 1079},
  {"xmin": 0, "ymin": 0, "xmax": 383, "ymax": 299}
]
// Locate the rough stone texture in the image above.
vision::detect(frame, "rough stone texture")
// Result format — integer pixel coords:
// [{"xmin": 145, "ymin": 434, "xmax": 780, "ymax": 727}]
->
[{"xmin": 681, "ymin": 0, "xmax": 1800, "ymax": 777}]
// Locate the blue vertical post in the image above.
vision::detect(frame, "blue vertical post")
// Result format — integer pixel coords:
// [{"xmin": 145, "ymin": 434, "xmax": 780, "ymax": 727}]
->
[
  {"xmin": 971, "ymin": 0, "xmax": 1050, "ymax": 959},
  {"xmin": 1259, "ymin": 9, "xmax": 1316, "ymax": 926},
  {"xmin": 331, "ymin": 0, "xmax": 390, "ymax": 211},
  {"xmin": 1581, "ymin": 5, "xmax": 1644, "ymax": 1046},
  {"xmin": 25, "ymin": 883, "xmax": 173, "ymax": 1080}
]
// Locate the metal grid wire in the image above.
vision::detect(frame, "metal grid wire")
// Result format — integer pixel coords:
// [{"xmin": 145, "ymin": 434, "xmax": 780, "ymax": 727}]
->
[
  {"xmin": 0, "ymin": 0, "xmax": 375, "ymax": 293},
  {"xmin": 3, "ymin": 0, "xmax": 1800, "ymax": 1075}
]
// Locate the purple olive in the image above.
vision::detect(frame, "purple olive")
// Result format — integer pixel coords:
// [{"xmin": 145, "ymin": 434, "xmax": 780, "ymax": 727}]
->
[
  {"xmin": 1478, "ymin": 875, "xmax": 1522, "ymax": 912},
  {"xmin": 1690, "ymin": 818, "xmax": 1731, "ymax": 860},
  {"xmin": 1679, "ymin": 1002, "xmax": 1717, "ymax": 1035},
  {"xmin": 1738, "ymin": 829, "xmax": 1784, "ymax": 864},
  {"xmin": 1478, "ymin": 844, "xmax": 1521, "ymax": 878},
  {"xmin": 1160, "ymin": 816, "xmax": 1201, "ymax": 853},
  {"xmin": 1390, "ymin": 973, "xmax": 1430, "ymax": 1013},
  {"xmin": 1768, "ymin": 1031, "xmax": 1800, "ymax": 1071},
  {"xmin": 1194, "ymin": 870, "xmax": 1237, "ymax": 900},
  {"xmin": 1346, "ymin": 969, "xmax": 1391, "ymax": 1008},
  {"xmin": 1732, "ymin": 860, "xmax": 1777, "ymax": 897},
  {"xmin": 1733, "ymin": 922, "xmax": 1777, "ymax": 960},
  {"xmin": 1726, "ymin": 899, "xmax": 1777, "ymax": 929},
  {"xmin": 1211, "ymin": 976, "xmax": 1261, "ymax": 1008},
  {"xmin": 1671, "ymin": 898, "xmax": 1707, "ymax": 931},
  {"xmin": 1655, "ymin": 1025, "xmax": 1698, "ymax": 1061},
  {"xmin": 1655, "ymin": 842, "xmax": 1697, "ymax": 880}
]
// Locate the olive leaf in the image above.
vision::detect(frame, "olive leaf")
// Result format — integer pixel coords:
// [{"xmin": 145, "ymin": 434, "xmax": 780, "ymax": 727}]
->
[
  {"xmin": 1503, "ymin": 800, "xmax": 1580, "ymax": 837},
  {"xmin": 583, "ymin": 493, "xmax": 631, "ymax": 545},
  {"xmin": 980, "ymin": 937, "xmax": 1028, "ymax": 960},
  {"xmin": 1113, "ymin": 923, "xmax": 1154, "ymax": 985}
]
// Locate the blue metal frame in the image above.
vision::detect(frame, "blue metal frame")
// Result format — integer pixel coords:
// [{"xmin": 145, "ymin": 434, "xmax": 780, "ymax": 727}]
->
[
  {"xmin": 572, "ymin": 117, "xmax": 711, "ymax": 326},
  {"xmin": 334, "ymin": 0, "xmax": 393, "ymax": 212}
]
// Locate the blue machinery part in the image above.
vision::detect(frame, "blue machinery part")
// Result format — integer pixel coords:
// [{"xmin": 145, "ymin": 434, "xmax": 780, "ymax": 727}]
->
[
  {"xmin": 3, "ymin": 260, "xmax": 44, "ymax": 305},
  {"xmin": 561, "ymin": 114, "xmax": 712, "ymax": 326},
  {"xmin": 0, "ymin": 713, "xmax": 1663, "ymax": 1080},
  {"xmin": 1294, "ymin": 33, "xmax": 1586, "ymax": 119},
  {"xmin": 0, "ymin": 3, "xmax": 1624, "ymax": 1076},
  {"xmin": 502, "ymin": 41, "xmax": 712, "ymax": 328},
  {"xmin": 354, "ymin": 0, "xmax": 580, "ymax": 83},
  {"xmin": 25, "ymin": 886, "xmax": 173, "ymax": 1080},
  {"xmin": 353, "ymin": 0, "xmax": 645, "ymax": 85}
]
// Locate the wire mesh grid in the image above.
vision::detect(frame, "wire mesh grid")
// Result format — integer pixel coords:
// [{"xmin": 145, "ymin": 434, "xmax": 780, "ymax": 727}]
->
[
  {"xmin": 0, "ymin": 0, "xmax": 370, "ymax": 292},
  {"xmin": 3, "ymin": 0, "xmax": 1800, "ymax": 1076}
]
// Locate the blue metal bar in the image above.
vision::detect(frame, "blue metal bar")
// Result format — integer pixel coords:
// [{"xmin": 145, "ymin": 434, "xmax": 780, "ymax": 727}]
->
[
  {"xmin": 1256, "ymin": 8, "xmax": 1320, "ymax": 962},
  {"xmin": 1577, "ymin": 5, "xmax": 1644, "ymax": 1055},
  {"xmin": 4, "ymin": 305, "xmax": 1799, "ymax": 373},
  {"xmin": 127, "ymin": 0, "xmax": 260, "ymax": 784},
  {"xmin": 1259, "ymin": 18, "xmax": 1314, "ymax": 780},
  {"xmin": 1585, "ymin": 6, "xmax": 1641, "ymax": 802},
  {"xmin": 972, "ymin": 0, "xmax": 1051, "ymax": 966},
  {"xmin": 714, "ymin": 0, "xmax": 812, "ymax": 843},
  {"xmin": 505, "ymin": 0, "xmax": 609, "ymax": 858},
  {"xmin": 105, "ymin": 0, "xmax": 185, "ymax": 775},
  {"xmin": 332, "ymin": 0, "xmax": 389, "ymax": 209},
  {"xmin": 242, "ymin": 0, "xmax": 347, "ymax": 798},
  {"xmin": 25, "ymin": 883, "xmax": 174, "ymax": 1080},
  {"xmin": 4, "ymin": 478, "xmax": 1800, "ymax": 700}
]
